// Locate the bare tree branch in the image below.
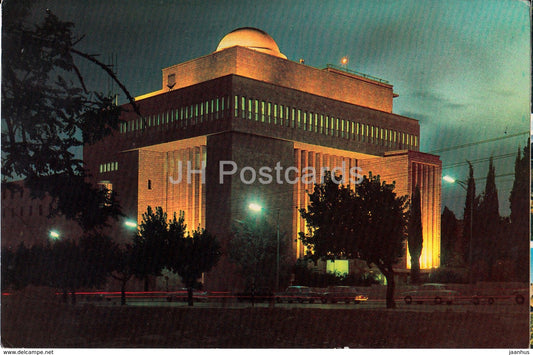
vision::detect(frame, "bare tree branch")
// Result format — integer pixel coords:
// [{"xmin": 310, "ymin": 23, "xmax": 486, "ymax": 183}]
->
[{"xmin": 70, "ymin": 48, "xmax": 142, "ymax": 118}]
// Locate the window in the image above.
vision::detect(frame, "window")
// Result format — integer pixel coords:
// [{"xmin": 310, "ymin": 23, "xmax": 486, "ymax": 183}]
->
[
  {"xmin": 148, "ymin": 180, "xmax": 152, "ymax": 190},
  {"xmin": 273, "ymin": 104, "xmax": 278, "ymax": 124},
  {"xmin": 29, "ymin": 206, "xmax": 32, "ymax": 217},
  {"xmin": 39, "ymin": 205, "xmax": 43, "ymax": 216}
]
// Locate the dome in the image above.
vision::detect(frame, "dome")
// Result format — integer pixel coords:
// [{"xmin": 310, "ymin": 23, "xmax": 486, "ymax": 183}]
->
[{"xmin": 215, "ymin": 27, "xmax": 287, "ymax": 59}]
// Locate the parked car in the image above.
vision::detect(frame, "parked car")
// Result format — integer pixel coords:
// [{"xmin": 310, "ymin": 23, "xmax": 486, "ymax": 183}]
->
[
  {"xmin": 402, "ymin": 283, "xmax": 458, "ymax": 305},
  {"xmin": 275, "ymin": 286, "xmax": 320, "ymax": 303},
  {"xmin": 166, "ymin": 288, "xmax": 208, "ymax": 302},
  {"xmin": 235, "ymin": 287, "xmax": 273, "ymax": 303},
  {"xmin": 320, "ymin": 286, "xmax": 369, "ymax": 304}
]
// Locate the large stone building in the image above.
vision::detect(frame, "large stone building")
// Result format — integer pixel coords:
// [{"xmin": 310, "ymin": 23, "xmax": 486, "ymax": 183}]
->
[{"xmin": 3, "ymin": 28, "xmax": 442, "ymax": 290}]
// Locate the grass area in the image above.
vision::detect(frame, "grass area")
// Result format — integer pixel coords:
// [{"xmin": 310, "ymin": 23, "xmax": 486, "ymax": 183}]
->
[{"xmin": 2, "ymin": 297, "xmax": 529, "ymax": 348}]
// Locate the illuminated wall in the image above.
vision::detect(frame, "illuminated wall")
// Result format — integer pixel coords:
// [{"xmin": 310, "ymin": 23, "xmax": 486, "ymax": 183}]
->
[
  {"xmin": 159, "ymin": 46, "xmax": 396, "ymax": 113},
  {"xmin": 293, "ymin": 147, "xmax": 441, "ymax": 270},
  {"xmin": 137, "ymin": 139, "xmax": 206, "ymax": 233},
  {"xmin": 293, "ymin": 144, "xmax": 367, "ymax": 259},
  {"xmin": 407, "ymin": 160, "xmax": 442, "ymax": 270},
  {"xmin": 358, "ymin": 151, "xmax": 442, "ymax": 270}
]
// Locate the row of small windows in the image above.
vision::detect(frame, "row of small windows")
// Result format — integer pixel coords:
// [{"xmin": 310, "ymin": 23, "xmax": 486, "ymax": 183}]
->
[
  {"xmin": 233, "ymin": 96, "xmax": 418, "ymax": 148},
  {"xmin": 99, "ymin": 162, "xmax": 119, "ymax": 173},
  {"xmin": 2, "ymin": 204, "xmax": 46, "ymax": 218},
  {"xmin": 119, "ymin": 96, "xmax": 230, "ymax": 133},
  {"xmin": 118, "ymin": 95, "xmax": 418, "ymax": 149}
]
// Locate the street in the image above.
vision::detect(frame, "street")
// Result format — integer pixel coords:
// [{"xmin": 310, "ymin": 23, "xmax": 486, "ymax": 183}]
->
[{"xmin": 115, "ymin": 297, "xmax": 527, "ymax": 315}]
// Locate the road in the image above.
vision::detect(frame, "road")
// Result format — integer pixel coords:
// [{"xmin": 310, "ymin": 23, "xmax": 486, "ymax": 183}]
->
[{"xmin": 112, "ymin": 297, "xmax": 526, "ymax": 315}]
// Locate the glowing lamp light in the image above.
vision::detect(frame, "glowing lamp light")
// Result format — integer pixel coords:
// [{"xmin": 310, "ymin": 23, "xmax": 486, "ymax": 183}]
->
[
  {"xmin": 49, "ymin": 230, "xmax": 60, "ymax": 239},
  {"xmin": 341, "ymin": 56, "xmax": 348, "ymax": 66},
  {"xmin": 248, "ymin": 203, "xmax": 262, "ymax": 212},
  {"xmin": 442, "ymin": 176, "xmax": 456, "ymax": 183},
  {"xmin": 124, "ymin": 220, "xmax": 137, "ymax": 228}
]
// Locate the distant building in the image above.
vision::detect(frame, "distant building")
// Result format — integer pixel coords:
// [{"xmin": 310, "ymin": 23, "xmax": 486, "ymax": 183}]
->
[{"xmin": 3, "ymin": 28, "xmax": 442, "ymax": 290}]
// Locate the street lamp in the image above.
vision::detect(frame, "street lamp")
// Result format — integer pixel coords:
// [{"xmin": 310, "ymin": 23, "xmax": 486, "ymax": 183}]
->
[
  {"xmin": 49, "ymin": 230, "xmax": 60, "ymax": 240},
  {"xmin": 248, "ymin": 203, "xmax": 281, "ymax": 292},
  {"xmin": 124, "ymin": 220, "xmax": 138, "ymax": 229},
  {"xmin": 443, "ymin": 175, "xmax": 474, "ymax": 284}
]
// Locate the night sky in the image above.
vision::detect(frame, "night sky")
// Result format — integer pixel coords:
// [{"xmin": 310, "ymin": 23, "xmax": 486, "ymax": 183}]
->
[{"xmin": 26, "ymin": 0, "xmax": 531, "ymax": 218}]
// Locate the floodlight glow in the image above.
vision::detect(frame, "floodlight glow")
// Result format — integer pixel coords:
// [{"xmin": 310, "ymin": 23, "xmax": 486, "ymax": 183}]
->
[
  {"xmin": 442, "ymin": 176, "xmax": 456, "ymax": 183},
  {"xmin": 341, "ymin": 56, "xmax": 348, "ymax": 65},
  {"xmin": 49, "ymin": 231, "xmax": 60, "ymax": 239},
  {"xmin": 124, "ymin": 220, "xmax": 137, "ymax": 228},
  {"xmin": 248, "ymin": 203, "xmax": 262, "ymax": 212}
]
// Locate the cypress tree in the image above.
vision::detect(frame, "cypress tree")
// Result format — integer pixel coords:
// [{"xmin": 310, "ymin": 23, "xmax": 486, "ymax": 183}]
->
[
  {"xmin": 407, "ymin": 185, "xmax": 423, "ymax": 284},
  {"xmin": 476, "ymin": 157, "xmax": 501, "ymax": 280},
  {"xmin": 462, "ymin": 161, "xmax": 476, "ymax": 269}
]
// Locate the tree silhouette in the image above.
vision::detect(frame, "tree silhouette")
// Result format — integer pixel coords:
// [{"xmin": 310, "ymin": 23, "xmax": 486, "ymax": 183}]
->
[
  {"xmin": 300, "ymin": 172, "xmax": 408, "ymax": 308},
  {"xmin": 169, "ymin": 228, "xmax": 221, "ymax": 306},
  {"xmin": 229, "ymin": 216, "xmax": 290, "ymax": 291},
  {"xmin": 299, "ymin": 171, "xmax": 360, "ymax": 261},
  {"xmin": 507, "ymin": 141, "xmax": 530, "ymax": 281},
  {"xmin": 440, "ymin": 206, "xmax": 461, "ymax": 267},
  {"xmin": 407, "ymin": 185, "xmax": 423, "ymax": 284},
  {"xmin": 111, "ymin": 243, "xmax": 138, "ymax": 306},
  {"xmin": 462, "ymin": 161, "xmax": 477, "ymax": 271},
  {"xmin": 475, "ymin": 157, "xmax": 500, "ymax": 280},
  {"xmin": 133, "ymin": 207, "xmax": 170, "ymax": 290},
  {"xmin": 133, "ymin": 206, "xmax": 221, "ymax": 305},
  {"xmin": 2, "ymin": 2, "xmax": 139, "ymax": 230}
]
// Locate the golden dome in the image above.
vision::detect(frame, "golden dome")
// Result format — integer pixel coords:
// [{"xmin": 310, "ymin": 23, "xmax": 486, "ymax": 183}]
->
[{"xmin": 215, "ymin": 27, "xmax": 287, "ymax": 59}]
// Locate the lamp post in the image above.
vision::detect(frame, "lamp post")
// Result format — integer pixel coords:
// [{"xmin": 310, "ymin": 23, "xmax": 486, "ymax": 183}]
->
[
  {"xmin": 443, "ymin": 175, "xmax": 474, "ymax": 284},
  {"xmin": 248, "ymin": 203, "xmax": 281, "ymax": 292}
]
